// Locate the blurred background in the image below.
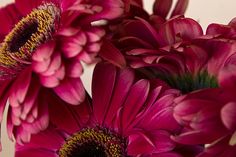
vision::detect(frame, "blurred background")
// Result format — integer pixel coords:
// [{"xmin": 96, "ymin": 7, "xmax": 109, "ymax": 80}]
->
[{"xmin": 0, "ymin": 0, "xmax": 236, "ymax": 156}]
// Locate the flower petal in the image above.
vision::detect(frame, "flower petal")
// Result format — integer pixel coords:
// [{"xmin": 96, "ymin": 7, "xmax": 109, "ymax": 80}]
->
[
  {"xmin": 99, "ymin": 41, "xmax": 126, "ymax": 68},
  {"xmin": 53, "ymin": 77, "xmax": 85, "ymax": 105},
  {"xmin": 121, "ymin": 79, "xmax": 150, "ymax": 132},
  {"xmin": 170, "ymin": 0, "xmax": 189, "ymax": 17},
  {"xmin": 92, "ymin": 62, "xmax": 116, "ymax": 124},
  {"xmin": 221, "ymin": 102, "xmax": 236, "ymax": 130},
  {"xmin": 153, "ymin": 0, "xmax": 173, "ymax": 19},
  {"xmin": 15, "ymin": 148, "xmax": 56, "ymax": 157}
]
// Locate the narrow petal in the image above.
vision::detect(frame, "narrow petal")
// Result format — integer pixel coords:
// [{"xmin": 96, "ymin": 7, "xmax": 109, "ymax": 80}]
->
[
  {"xmin": 92, "ymin": 62, "xmax": 116, "ymax": 124},
  {"xmin": 121, "ymin": 79, "xmax": 150, "ymax": 132},
  {"xmin": 104, "ymin": 68, "xmax": 135, "ymax": 126},
  {"xmin": 153, "ymin": 0, "xmax": 172, "ymax": 19},
  {"xmin": 170, "ymin": 0, "xmax": 189, "ymax": 17}
]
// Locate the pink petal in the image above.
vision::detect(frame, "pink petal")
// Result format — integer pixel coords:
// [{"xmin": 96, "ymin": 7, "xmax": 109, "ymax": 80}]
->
[
  {"xmin": 9, "ymin": 68, "xmax": 32, "ymax": 107},
  {"xmin": 16, "ymin": 126, "xmax": 64, "ymax": 150},
  {"xmin": 151, "ymin": 130, "xmax": 176, "ymax": 153},
  {"xmin": 157, "ymin": 17, "xmax": 203, "ymax": 46},
  {"xmin": 83, "ymin": 0, "xmax": 124, "ymax": 22},
  {"xmin": 15, "ymin": 149, "xmax": 56, "ymax": 157},
  {"xmin": 153, "ymin": 0, "xmax": 173, "ymax": 19},
  {"xmin": 124, "ymin": 18, "xmax": 159, "ymax": 46},
  {"xmin": 219, "ymin": 64, "xmax": 236, "ymax": 90},
  {"xmin": 171, "ymin": 130, "xmax": 216, "ymax": 145},
  {"xmin": 32, "ymin": 41, "xmax": 55, "ymax": 62},
  {"xmin": 49, "ymin": 95, "xmax": 91, "ymax": 133},
  {"xmin": 99, "ymin": 41, "xmax": 126, "ymax": 68},
  {"xmin": 104, "ymin": 68, "xmax": 135, "ymax": 126},
  {"xmin": 86, "ymin": 28, "xmax": 105, "ymax": 42},
  {"xmin": 151, "ymin": 152, "xmax": 182, "ymax": 157},
  {"xmin": 65, "ymin": 59, "xmax": 83, "ymax": 78},
  {"xmin": 92, "ymin": 62, "xmax": 116, "ymax": 124},
  {"xmin": 61, "ymin": 32, "xmax": 87, "ymax": 58},
  {"xmin": 53, "ymin": 77, "xmax": 85, "ymax": 105},
  {"xmin": 221, "ymin": 102, "xmax": 236, "ymax": 130},
  {"xmin": 40, "ymin": 52, "xmax": 62, "ymax": 76},
  {"xmin": 207, "ymin": 40, "xmax": 234, "ymax": 75},
  {"xmin": 121, "ymin": 79, "xmax": 150, "ymax": 132},
  {"xmin": 0, "ymin": 4, "xmax": 22, "ymax": 37},
  {"xmin": 20, "ymin": 79, "xmax": 41, "ymax": 120},
  {"xmin": 170, "ymin": 0, "xmax": 189, "ymax": 17},
  {"xmin": 128, "ymin": 131, "xmax": 155, "ymax": 155},
  {"xmin": 32, "ymin": 58, "xmax": 51, "ymax": 73},
  {"xmin": 57, "ymin": 27, "xmax": 80, "ymax": 36},
  {"xmin": 39, "ymin": 65, "xmax": 65, "ymax": 88}
]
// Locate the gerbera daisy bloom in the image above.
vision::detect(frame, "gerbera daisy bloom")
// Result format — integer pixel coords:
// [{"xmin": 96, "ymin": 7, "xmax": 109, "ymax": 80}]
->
[
  {"xmin": 0, "ymin": 0, "xmax": 124, "ymax": 147},
  {"xmin": 14, "ymin": 62, "xmax": 201, "ymax": 157},
  {"xmin": 172, "ymin": 87, "xmax": 236, "ymax": 157},
  {"xmin": 99, "ymin": 0, "xmax": 191, "ymax": 68}
]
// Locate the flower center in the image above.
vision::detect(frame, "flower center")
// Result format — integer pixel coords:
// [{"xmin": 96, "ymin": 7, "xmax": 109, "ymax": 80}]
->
[
  {"xmin": 59, "ymin": 127, "xmax": 127, "ymax": 157},
  {"xmin": 0, "ymin": 3, "xmax": 60, "ymax": 78},
  {"xmin": 161, "ymin": 71, "xmax": 218, "ymax": 93}
]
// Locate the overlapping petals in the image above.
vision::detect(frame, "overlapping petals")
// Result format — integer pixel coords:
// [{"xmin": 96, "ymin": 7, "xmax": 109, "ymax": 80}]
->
[
  {"xmin": 15, "ymin": 62, "xmax": 201, "ymax": 156},
  {"xmin": 172, "ymin": 87, "xmax": 236, "ymax": 157},
  {"xmin": 0, "ymin": 0, "xmax": 124, "ymax": 148}
]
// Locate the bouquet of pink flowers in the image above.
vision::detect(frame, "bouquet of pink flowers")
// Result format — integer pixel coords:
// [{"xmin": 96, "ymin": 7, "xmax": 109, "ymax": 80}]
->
[{"xmin": 0, "ymin": 0, "xmax": 235, "ymax": 156}]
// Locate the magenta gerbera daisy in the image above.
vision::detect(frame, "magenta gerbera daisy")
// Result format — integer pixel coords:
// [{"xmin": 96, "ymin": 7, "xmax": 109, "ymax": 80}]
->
[
  {"xmin": 14, "ymin": 62, "xmax": 201, "ymax": 157},
  {"xmin": 172, "ymin": 87, "xmax": 236, "ymax": 157},
  {"xmin": 0, "ymin": 0, "xmax": 124, "ymax": 147}
]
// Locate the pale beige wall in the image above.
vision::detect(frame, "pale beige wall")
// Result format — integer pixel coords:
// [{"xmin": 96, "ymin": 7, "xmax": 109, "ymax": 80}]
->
[{"xmin": 1, "ymin": 0, "xmax": 236, "ymax": 156}]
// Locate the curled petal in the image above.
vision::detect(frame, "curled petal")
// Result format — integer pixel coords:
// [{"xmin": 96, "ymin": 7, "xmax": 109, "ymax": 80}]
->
[{"xmin": 221, "ymin": 102, "xmax": 236, "ymax": 130}]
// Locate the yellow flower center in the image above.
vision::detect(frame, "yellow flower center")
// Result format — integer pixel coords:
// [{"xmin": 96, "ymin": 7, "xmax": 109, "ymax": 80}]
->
[
  {"xmin": 0, "ymin": 3, "xmax": 60, "ymax": 78},
  {"xmin": 59, "ymin": 127, "xmax": 127, "ymax": 157}
]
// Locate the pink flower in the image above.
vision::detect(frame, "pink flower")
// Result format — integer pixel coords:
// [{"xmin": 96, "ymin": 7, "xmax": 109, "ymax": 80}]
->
[
  {"xmin": 0, "ymin": 0, "xmax": 124, "ymax": 147},
  {"xmin": 101, "ymin": 8, "xmax": 236, "ymax": 94},
  {"xmin": 172, "ymin": 88, "xmax": 236, "ymax": 157},
  {"xmin": 14, "ymin": 62, "xmax": 200, "ymax": 156}
]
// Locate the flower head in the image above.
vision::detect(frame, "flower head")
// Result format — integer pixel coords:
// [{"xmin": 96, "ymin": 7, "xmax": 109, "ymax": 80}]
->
[
  {"xmin": 0, "ymin": 0, "xmax": 124, "ymax": 147},
  {"xmin": 15, "ymin": 62, "xmax": 201, "ymax": 156},
  {"xmin": 172, "ymin": 87, "xmax": 236, "ymax": 156}
]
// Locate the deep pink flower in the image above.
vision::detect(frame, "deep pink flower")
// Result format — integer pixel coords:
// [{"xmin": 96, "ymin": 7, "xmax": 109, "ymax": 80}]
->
[
  {"xmin": 14, "ymin": 62, "xmax": 200, "ymax": 157},
  {"xmin": 101, "ymin": 8, "xmax": 236, "ymax": 94},
  {"xmin": 172, "ymin": 87, "xmax": 236, "ymax": 157},
  {"xmin": 0, "ymin": 0, "xmax": 124, "ymax": 147}
]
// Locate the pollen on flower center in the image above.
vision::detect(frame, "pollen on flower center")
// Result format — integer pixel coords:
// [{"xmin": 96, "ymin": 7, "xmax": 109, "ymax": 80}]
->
[
  {"xmin": 58, "ymin": 127, "xmax": 127, "ymax": 157},
  {"xmin": 0, "ymin": 3, "xmax": 60, "ymax": 74}
]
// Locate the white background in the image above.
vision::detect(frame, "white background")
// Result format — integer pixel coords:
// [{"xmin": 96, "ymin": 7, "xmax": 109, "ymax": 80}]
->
[{"xmin": 0, "ymin": 0, "xmax": 236, "ymax": 156}]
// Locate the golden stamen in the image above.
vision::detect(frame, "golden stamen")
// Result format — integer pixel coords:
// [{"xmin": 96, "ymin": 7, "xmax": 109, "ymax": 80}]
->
[
  {"xmin": 0, "ymin": 3, "xmax": 60, "ymax": 71},
  {"xmin": 59, "ymin": 127, "xmax": 126, "ymax": 157}
]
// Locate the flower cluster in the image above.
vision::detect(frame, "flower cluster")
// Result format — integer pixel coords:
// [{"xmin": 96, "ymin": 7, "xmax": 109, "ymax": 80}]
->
[{"xmin": 0, "ymin": 0, "xmax": 235, "ymax": 156}]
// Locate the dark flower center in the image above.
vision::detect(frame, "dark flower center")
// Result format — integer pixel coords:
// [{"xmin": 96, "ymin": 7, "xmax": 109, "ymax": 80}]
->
[
  {"xmin": 161, "ymin": 71, "xmax": 218, "ymax": 93},
  {"xmin": 9, "ymin": 21, "xmax": 38, "ymax": 53},
  {"xmin": 140, "ymin": 68, "xmax": 218, "ymax": 93},
  {"xmin": 59, "ymin": 127, "xmax": 127, "ymax": 157},
  {"xmin": 0, "ymin": 3, "xmax": 60, "ymax": 78}
]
